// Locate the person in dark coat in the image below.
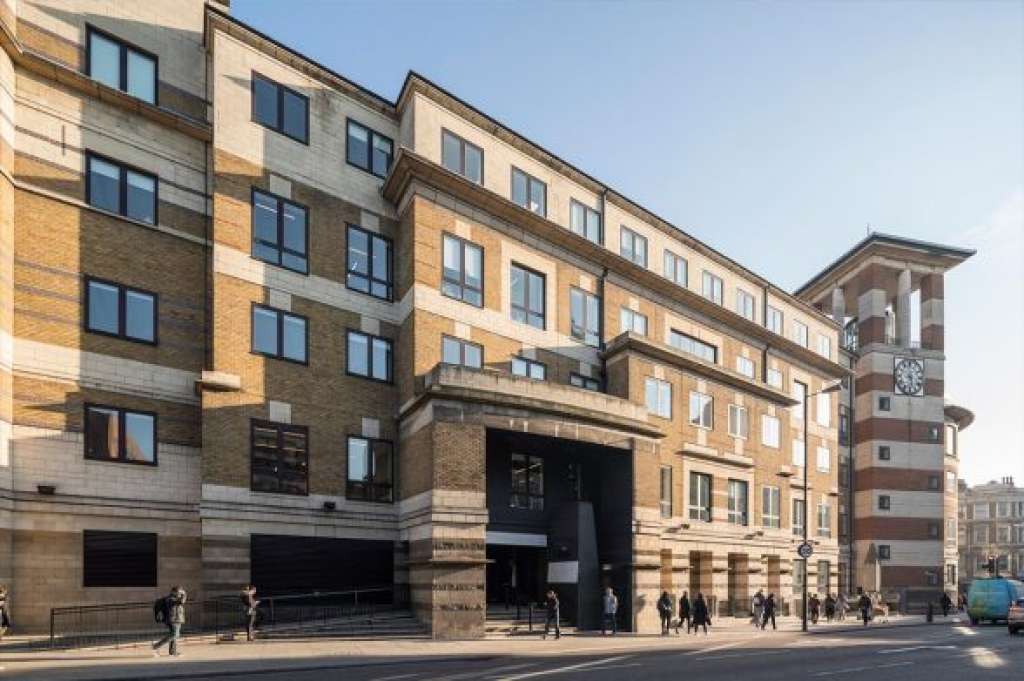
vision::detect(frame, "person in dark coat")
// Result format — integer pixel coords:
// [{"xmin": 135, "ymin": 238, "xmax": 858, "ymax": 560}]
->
[
  {"xmin": 542, "ymin": 589, "xmax": 560, "ymax": 640},
  {"xmin": 857, "ymin": 592, "xmax": 872, "ymax": 626},
  {"xmin": 691, "ymin": 592, "xmax": 710, "ymax": 635},
  {"xmin": 809, "ymin": 594, "xmax": 821, "ymax": 624},
  {"xmin": 657, "ymin": 591, "xmax": 673, "ymax": 635},
  {"xmin": 676, "ymin": 591, "xmax": 691, "ymax": 634},
  {"xmin": 761, "ymin": 592, "xmax": 777, "ymax": 630},
  {"xmin": 940, "ymin": 592, "xmax": 952, "ymax": 617},
  {"xmin": 824, "ymin": 594, "xmax": 836, "ymax": 622}
]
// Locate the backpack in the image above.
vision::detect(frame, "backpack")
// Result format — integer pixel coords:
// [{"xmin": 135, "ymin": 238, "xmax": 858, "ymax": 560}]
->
[{"xmin": 153, "ymin": 596, "xmax": 168, "ymax": 623}]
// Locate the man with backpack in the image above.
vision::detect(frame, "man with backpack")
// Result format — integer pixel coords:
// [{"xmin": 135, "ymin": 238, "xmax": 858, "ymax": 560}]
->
[{"xmin": 153, "ymin": 586, "xmax": 187, "ymax": 656}]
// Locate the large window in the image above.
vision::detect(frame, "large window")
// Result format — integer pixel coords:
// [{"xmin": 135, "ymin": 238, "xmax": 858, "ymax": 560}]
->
[
  {"xmin": 792, "ymin": 380, "xmax": 807, "ymax": 419},
  {"xmin": 252, "ymin": 189, "xmax": 308, "ymax": 274},
  {"xmin": 689, "ymin": 391, "xmax": 713, "ymax": 429},
  {"xmin": 87, "ymin": 153, "xmax": 157, "ymax": 224},
  {"xmin": 510, "ymin": 453, "xmax": 544, "ymax": 510},
  {"xmin": 252, "ymin": 73, "xmax": 308, "ymax": 143},
  {"xmin": 817, "ymin": 334, "xmax": 831, "ymax": 359},
  {"xmin": 736, "ymin": 289, "xmax": 756, "ymax": 321},
  {"xmin": 442, "ymin": 234, "xmax": 483, "ymax": 306},
  {"xmin": 570, "ymin": 288, "xmax": 601, "ymax": 347},
  {"xmin": 441, "ymin": 129, "xmax": 483, "ymax": 184},
  {"xmin": 252, "ymin": 305, "xmax": 307, "ymax": 363},
  {"xmin": 701, "ymin": 271, "xmax": 723, "ymax": 305},
  {"xmin": 816, "ymin": 446, "xmax": 831, "ymax": 473},
  {"xmin": 346, "ymin": 225, "xmax": 392, "ymax": 300},
  {"xmin": 660, "ymin": 466, "xmax": 673, "ymax": 518},
  {"xmin": 762, "ymin": 414, "xmax": 780, "ymax": 448},
  {"xmin": 762, "ymin": 486, "xmax": 781, "ymax": 528},
  {"xmin": 346, "ymin": 436, "xmax": 393, "ymax": 503},
  {"xmin": 793, "ymin": 320, "xmax": 809, "ymax": 347},
  {"xmin": 620, "ymin": 307, "xmax": 647, "ymax": 336},
  {"xmin": 645, "ymin": 377, "xmax": 672, "ymax": 419},
  {"xmin": 441, "ymin": 335, "xmax": 483, "ymax": 368},
  {"xmin": 817, "ymin": 500, "xmax": 831, "ymax": 538},
  {"xmin": 728, "ymin": 404, "xmax": 748, "ymax": 439},
  {"xmin": 83, "ymin": 530, "xmax": 157, "ymax": 587},
  {"xmin": 251, "ymin": 420, "xmax": 308, "ymax": 495},
  {"xmin": 735, "ymin": 356, "xmax": 755, "ymax": 379},
  {"xmin": 346, "ymin": 119, "xmax": 393, "ymax": 178},
  {"xmin": 87, "ymin": 27, "xmax": 156, "ymax": 104},
  {"xmin": 689, "ymin": 472, "xmax": 712, "ymax": 522},
  {"xmin": 728, "ymin": 479, "xmax": 748, "ymax": 525},
  {"xmin": 84, "ymin": 404, "xmax": 156, "ymax": 465},
  {"xmin": 511, "ymin": 167, "xmax": 546, "ymax": 216},
  {"xmin": 620, "ymin": 227, "xmax": 647, "ymax": 267},
  {"xmin": 570, "ymin": 199, "xmax": 602, "ymax": 244},
  {"xmin": 664, "ymin": 250, "xmax": 688, "ymax": 287},
  {"xmin": 792, "ymin": 438, "xmax": 805, "ymax": 467},
  {"xmin": 669, "ymin": 330, "xmax": 717, "ymax": 363},
  {"xmin": 85, "ymin": 278, "xmax": 156, "ymax": 344},
  {"xmin": 766, "ymin": 368, "xmax": 783, "ymax": 389},
  {"xmin": 766, "ymin": 305, "xmax": 783, "ymax": 334},
  {"xmin": 512, "ymin": 356, "xmax": 546, "ymax": 380},
  {"xmin": 510, "ymin": 264, "xmax": 546, "ymax": 329},
  {"xmin": 346, "ymin": 330, "xmax": 392, "ymax": 382},
  {"xmin": 793, "ymin": 498, "xmax": 806, "ymax": 536}
]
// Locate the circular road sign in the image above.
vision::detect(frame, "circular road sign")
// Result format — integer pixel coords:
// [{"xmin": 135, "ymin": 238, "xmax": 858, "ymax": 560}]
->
[{"xmin": 797, "ymin": 542, "xmax": 814, "ymax": 559}]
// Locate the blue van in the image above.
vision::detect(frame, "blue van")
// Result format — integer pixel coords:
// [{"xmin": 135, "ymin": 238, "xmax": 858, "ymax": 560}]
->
[{"xmin": 967, "ymin": 577, "xmax": 1024, "ymax": 624}]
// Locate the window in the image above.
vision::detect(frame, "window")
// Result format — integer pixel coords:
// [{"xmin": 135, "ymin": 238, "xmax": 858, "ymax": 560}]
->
[
  {"xmin": 346, "ymin": 119, "xmax": 393, "ymax": 178},
  {"xmin": 817, "ymin": 560, "xmax": 831, "ymax": 593},
  {"xmin": 762, "ymin": 486, "xmax": 780, "ymax": 528},
  {"xmin": 728, "ymin": 404, "xmax": 748, "ymax": 439},
  {"xmin": 878, "ymin": 396, "xmax": 891, "ymax": 411},
  {"xmin": 839, "ymin": 406, "xmax": 851, "ymax": 446},
  {"xmin": 735, "ymin": 356, "xmax": 755, "ymax": 378},
  {"xmin": 86, "ymin": 153, "xmax": 157, "ymax": 224},
  {"xmin": 689, "ymin": 391, "xmax": 714, "ymax": 429},
  {"xmin": 83, "ymin": 530, "xmax": 157, "ymax": 587},
  {"xmin": 87, "ymin": 27, "xmax": 156, "ymax": 104},
  {"xmin": 660, "ymin": 466, "xmax": 673, "ymax": 518},
  {"xmin": 973, "ymin": 503, "xmax": 990, "ymax": 520},
  {"xmin": 701, "ymin": 271, "xmax": 723, "ymax": 305},
  {"xmin": 792, "ymin": 381, "xmax": 807, "ymax": 419},
  {"xmin": 946, "ymin": 564, "xmax": 957, "ymax": 586},
  {"xmin": 669, "ymin": 330, "xmax": 717, "ymax": 363},
  {"xmin": 84, "ymin": 405, "xmax": 156, "ymax": 465},
  {"xmin": 252, "ymin": 73, "xmax": 308, "ymax": 143},
  {"xmin": 736, "ymin": 289, "xmax": 756, "ymax": 321},
  {"xmin": 570, "ymin": 288, "xmax": 600, "ymax": 347},
  {"xmin": 346, "ymin": 436, "xmax": 393, "ymax": 502},
  {"xmin": 792, "ymin": 438, "xmax": 805, "ymax": 467},
  {"xmin": 441, "ymin": 335, "xmax": 483, "ymax": 369},
  {"xmin": 793, "ymin": 559, "xmax": 806, "ymax": 593},
  {"xmin": 817, "ymin": 334, "xmax": 831, "ymax": 359},
  {"xmin": 689, "ymin": 472, "xmax": 712, "ymax": 522},
  {"xmin": 793, "ymin": 499, "xmax": 805, "ymax": 536},
  {"xmin": 251, "ymin": 189, "xmax": 308, "ymax": 274},
  {"xmin": 85, "ymin": 278, "xmax": 156, "ymax": 344},
  {"xmin": 762, "ymin": 415, "xmax": 780, "ymax": 448},
  {"xmin": 570, "ymin": 199, "xmax": 602, "ymax": 244},
  {"xmin": 878, "ymin": 445, "xmax": 891, "ymax": 460},
  {"xmin": 510, "ymin": 264, "xmax": 546, "ymax": 329},
  {"xmin": 766, "ymin": 368, "xmax": 783, "ymax": 389},
  {"xmin": 251, "ymin": 420, "xmax": 308, "ymax": 495},
  {"xmin": 346, "ymin": 330, "xmax": 392, "ymax": 382},
  {"xmin": 817, "ymin": 500, "xmax": 831, "ymax": 537},
  {"xmin": 927, "ymin": 425, "xmax": 941, "ymax": 442},
  {"xmin": 878, "ymin": 545, "xmax": 891, "ymax": 560},
  {"xmin": 945, "ymin": 425, "xmax": 957, "ymax": 456},
  {"xmin": 441, "ymin": 129, "xmax": 483, "ymax": 184},
  {"xmin": 441, "ymin": 234, "xmax": 483, "ymax": 306},
  {"xmin": 664, "ymin": 251, "xmax": 687, "ymax": 286},
  {"xmin": 620, "ymin": 227, "xmax": 647, "ymax": 267},
  {"xmin": 512, "ymin": 356, "xmax": 546, "ymax": 380},
  {"xmin": 620, "ymin": 307, "xmax": 647, "ymax": 336},
  {"xmin": 510, "ymin": 453, "xmax": 544, "ymax": 510},
  {"xmin": 927, "ymin": 475, "xmax": 940, "ymax": 491},
  {"xmin": 974, "ymin": 526, "xmax": 988, "ymax": 543},
  {"xmin": 816, "ymin": 392, "xmax": 831, "ymax": 427},
  {"xmin": 766, "ymin": 305, "xmax": 783, "ymax": 334},
  {"xmin": 929, "ymin": 521, "xmax": 941, "ymax": 539},
  {"xmin": 816, "ymin": 446, "xmax": 830, "ymax": 472},
  {"xmin": 793, "ymin": 320, "xmax": 809, "ymax": 347},
  {"xmin": 570, "ymin": 373, "xmax": 600, "ymax": 391},
  {"xmin": 728, "ymin": 479, "xmax": 749, "ymax": 525},
  {"xmin": 645, "ymin": 378, "xmax": 672, "ymax": 419},
  {"xmin": 252, "ymin": 305, "xmax": 307, "ymax": 363},
  {"xmin": 346, "ymin": 225, "xmax": 392, "ymax": 300},
  {"xmin": 511, "ymin": 167, "xmax": 546, "ymax": 216}
]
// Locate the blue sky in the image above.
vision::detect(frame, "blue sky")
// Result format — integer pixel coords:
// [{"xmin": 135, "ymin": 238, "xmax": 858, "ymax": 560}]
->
[{"xmin": 235, "ymin": 0, "xmax": 1024, "ymax": 485}]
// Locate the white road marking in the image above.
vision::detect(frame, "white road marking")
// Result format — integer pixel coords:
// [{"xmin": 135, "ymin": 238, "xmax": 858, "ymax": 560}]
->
[
  {"xmin": 814, "ymin": 661, "xmax": 914, "ymax": 676},
  {"xmin": 374, "ymin": 674, "xmax": 421, "ymax": 681},
  {"xmin": 495, "ymin": 656, "xmax": 631, "ymax": 680},
  {"xmin": 880, "ymin": 644, "xmax": 956, "ymax": 654},
  {"xmin": 681, "ymin": 638, "xmax": 750, "ymax": 656}
]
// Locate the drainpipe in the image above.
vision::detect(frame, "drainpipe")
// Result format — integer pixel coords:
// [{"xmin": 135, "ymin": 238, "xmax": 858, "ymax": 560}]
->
[
  {"xmin": 761, "ymin": 285, "xmax": 770, "ymax": 382},
  {"xmin": 598, "ymin": 267, "xmax": 608, "ymax": 388}
]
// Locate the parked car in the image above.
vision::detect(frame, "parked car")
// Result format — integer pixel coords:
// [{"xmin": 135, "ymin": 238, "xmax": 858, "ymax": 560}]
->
[
  {"xmin": 967, "ymin": 577, "xmax": 1024, "ymax": 625},
  {"xmin": 1009, "ymin": 597, "xmax": 1024, "ymax": 635}
]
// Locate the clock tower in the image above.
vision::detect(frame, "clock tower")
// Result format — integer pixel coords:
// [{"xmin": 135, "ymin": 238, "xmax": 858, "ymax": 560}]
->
[{"xmin": 796, "ymin": 234, "xmax": 974, "ymax": 609}]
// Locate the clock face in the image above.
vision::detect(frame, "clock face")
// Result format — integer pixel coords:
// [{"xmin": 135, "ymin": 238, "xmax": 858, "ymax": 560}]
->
[{"xmin": 894, "ymin": 358, "xmax": 925, "ymax": 395}]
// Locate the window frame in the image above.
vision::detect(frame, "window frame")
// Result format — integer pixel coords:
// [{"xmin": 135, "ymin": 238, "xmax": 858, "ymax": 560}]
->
[
  {"xmin": 735, "ymin": 355, "xmax": 755, "ymax": 379},
  {"xmin": 761, "ymin": 414, "xmax": 780, "ymax": 448},
  {"xmin": 645, "ymin": 377, "xmax": 673, "ymax": 419},
  {"xmin": 878, "ymin": 544, "xmax": 891, "ymax": 560},
  {"xmin": 728, "ymin": 404, "xmax": 749, "ymax": 439},
  {"xmin": 792, "ymin": 437, "xmax": 806, "ymax": 467},
  {"xmin": 250, "ymin": 419, "xmax": 309, "ymax": 496},
  {"xmin": 345, "ymin": 118, "xmax": 394, "ymax": 178},
  {"xmin": 511, "ymin": 355, "xmax": 547, "ymax": 381},
  {"xmin": 620, "ymin": 307, "xmax": 648, "ymax": 336},
  {"xmin": 736, "ymin": 289, "xmax": 756, "ymax": 322},
  {"xmin": 251, "ymin": 303, "xmax": 309, "ymax": 365},
  {"xmin": 84, "ymin": 276, "xmax": 158, "ymax": 345},
  {"xmin": 688, "ymin": 390, "xmax": 714, "ymax": 429},
  {"xmin": 83, "ymin": 403, "xmax": 158, "ymax": 466},
  {"xmin": 669, "ymin": 329, "xmax": 717, "ymax": 364},
  {"xmin": 569, "ymin": 373, "xmax": 600, "ymax": 391},
  {"xmin": 510, "ymin": 453, "xmax": 545, "ymax": 511},
  {"xmin": 441, "ymin": 334, "xmax": 484, "ymax": 369},
  {"xmin": 441, "ymin": 233, "xmax": 484, "ymax": 307},
  {"xmin": 251, "ymin": 71, "xmax": 309, "ymax": 144},
  {"xmin": 793, "ymin": 320, "xmax": 809, "ymax": 347},
  {"xmin": 346, "ymin": 435, "xmax": 395, "ymax": 503},
  {"xmin": 878, "ymin": 494, "xmax": 891, "ymax": 510},
  {"xmin": 509, "ymin": 262, "xmax": 546, "ymax": 330},
  {"xmin": 346, "ymin": 224, "xmax": 394, "ymax": 301},
  {"xmin": 793, "ymin": 498, "xmax": 806, "ymax": 536},
  {"xmin": 688, "ymin": 471, "xmax": 713, "ymax": 522},
  {"xmin": 441, "ymin": 128, "xmax": 484, "ymax": 184},
  {"xmin": 663, "ymin": 250, "xmax": 688, "ymax": 287},
  {"xmin": 569, "ymin": 287, "xmax": 601, "ymax": 347},
  {"xmin": 85, "ymin": 25, "xmax": 158, "ymax": 105},
  {"xmin": 85, "ymin": 151, "xmax": 159, "ymax": 225},
  {"xmin": 251, "ymin": 187, "xmax": 309, "ymax": 275},
  {"xmin": 569, "ymin": 199, "xmax": 603, "ymax": 244},
  {"xmin": 510, "ymin": 166, "xmax": 547, "ymax": 216},
  {"xmin": 766, "ymin": 305, "xmax": 783, "ymax": 334},
  {"xmin": 727, "ymin": 479, "xmax": 749, "ymax": 526},
  {"xmin": 878, "ymin": 445, "xmax": 891, "ymax": 460},
  {"xmin": 878, "ymin": 395, "xmax": 891, "ymax": 411},
  {"xmin": 817, "ymin": 500, "xmax": 832, "ymax": 538},
  {"xmin": 619, "ymin": 226, "xmax": 648, "ymax": 267},
  {"xmin": 83, "ymin": 529, "xmax": 158, "ymax": 588},
  {"xmin": 660, "ymin": 465, "xmax": 673, "ymax": 518},
  {"xmin": 766, "ymin": 367, "xmax": 783, "ymax": 389},
  {"xmin": 701, "ymin": 270, "xmax": 723, "ymax": 305},
  {"xmin": 761, "ymin": 485, "xmax": 781, "ymax": 529},
  {"xmin": 345, "ymin": 329, "xmax": 393, "ymax": 383},
  {"xmin": 816, "ymin": 445, "xmax": 831, "ymax": 473}
]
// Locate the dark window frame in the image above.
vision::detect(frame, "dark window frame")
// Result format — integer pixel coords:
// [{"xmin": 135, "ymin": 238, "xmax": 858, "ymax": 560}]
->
[
  {"xmin": 345, "ymin": 329, "xmax": 393, "ymax": 383},
  {"xmin": 569, "ymin": 286, "xmax": 601, "ymax": 347},
  {"xmin": 83, "ymin": 403, "xmax": 158, "ymax": 466},
  {"xmin": 511, "ymin": 355, "xmax": 546, "ymax": 381},
  {"xmin": 346, "ymin": 118, "xmax": 394, "ymax": 178},
  {"xmin": 346, "ymin": 435, "xmax": 395, "ymax": 503},
  {"xmin": 250, "ymin": 187, "xmax": 309, "ymax": 274},
  {"xmin": 441, "ymin": 334, "xmax": 484, "ymax": 369},
  {"xmin": 509, "ymin": 262, "xmax": 546, "ymax": 330},
  {"xmin": 346, "ymin": 224, "xmax": 393, "ymax": 301},
  {"xmin": 250, "ymin": 71, "xmax": 310, "ymax": 144},
  {"xmin": 878, "ymin": 495, "xmax": 891, "ymax": 510},
  {"xmin": 510, "ymin": 166, "xmax": 547, "ymax": 216},
  {"xmin": 250, "ymin": 419, "xmax": 309, "ymax": 496},
  {"xmin": 878, "ymin": 545, "xmax": 891, "ymax": 560},
  {"xmin": 441, "ymin": 232, "xmax": 484, "ymax": 307},
  {"xmin": 878, "ymin": 445, "xmax": 891, "ymax": 460},
  {"xmin": 878, "ymin": 395, "xmax": 891, "ymax": 411},
  {"xmin": 688, "ymin": 471, "xmax": 713, "ymax": 522},
  {"xmin": 569, "ymin": 372, "xmax": 601, "ymax": 391},
  {"xmin": 441, "ymin": 128, "xmax": 484, "ymax": 184},
  {"xmin": 510, "ymin": 452, "xmax": 544, "ymax": 511},
  {"xmin": 84, "ymin": 276, "xmax": 158, "ymax": 345},
  {"xmin": 838, "ymin": 405, "xmax": 851, "ymax": 446},
  {"xmin": 85, "ymin": 25, "xmax": 159, "ymax": 105},
  {"xmin": 83, "ymin": 529, "xmax": 158, "ymax": 588},
  {"xmin": 85, "ymin": 151, "xmax": 159, "ymax": 224},
  {"xmin": 251, "ymin": 303, "xmax": 309, "ymax": 365}
]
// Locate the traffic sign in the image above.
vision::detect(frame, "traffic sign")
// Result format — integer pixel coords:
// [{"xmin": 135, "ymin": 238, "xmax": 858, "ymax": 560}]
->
[{"xmin": 797, "ymin": 542, "xmax": 814, "ymax": 559}]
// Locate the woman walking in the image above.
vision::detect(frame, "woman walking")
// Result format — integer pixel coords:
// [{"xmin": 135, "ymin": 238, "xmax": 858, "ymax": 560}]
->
[
  {"xmin": 676, "ymin": 591, "xmax": 691, "ymax": 634},
  {"xmin": 657, "ymin": 591, "xmax": 673, "ymax": 635},
  {"xmin": 691, "ymin": 592, "xmax": 710, "ymax": 635}
]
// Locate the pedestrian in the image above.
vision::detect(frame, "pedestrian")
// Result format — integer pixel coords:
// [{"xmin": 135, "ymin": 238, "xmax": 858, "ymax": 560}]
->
[
  {"xmin": 240, "ymin": 584, "xmax": 260, "ymax": 642},
  {"xmin": 751, "ymin": 589, "xmax": 765, "ymax": 629},
  {"xmin": 837, "ymin": 593, "xmax": 849, "ymax": 621},
  {"xmin": 657, "ymin": 591, "xmax": 673, "ymax": 635},
  {"xmin": 0, "ymin": 584, "xmax": 10, "ymax": 639},
  {"xmin": 809, "ymin": 593, "xmax": 821, "ymax": 624},
  {"xmin": 857, "ymin": 592, "xmax": 872, "ymax": 627},
  {"xmin": 940, "ymin": 592, "xmax": 952, "ymax": 618},
  {"xmin": 601, "ymin": 587, "xmax": 618, "ymax": 635},
  {"xmin": 542, "ymin": 589, "xmax": 560, "ymax": 640},
  {"xmin": 676, "ymin": 590, "xmax": 691, "ymax": 634},
  {"xmin": 824, "ymin": 593, "xmax": 836, "ymax": 622},
  {"xmin": 691, "ymin": 592, "xmax": 710, "ymax": 635},
  {"xmin": 761, "ymin": 592, "xmax": 777, "ymax": 630},
  {"xmin": 153, "ymin": 585, "xmax": 187, "ymax": 657}
]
